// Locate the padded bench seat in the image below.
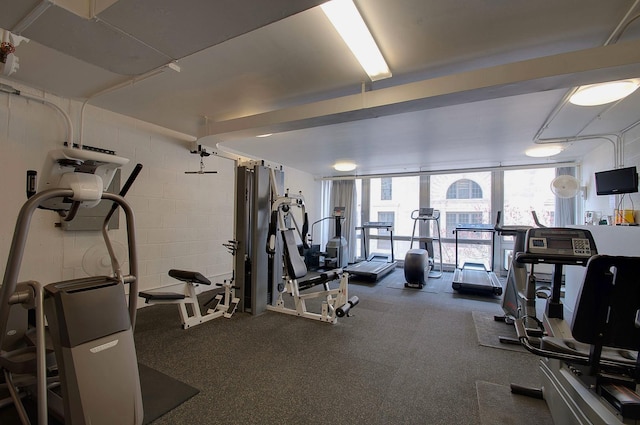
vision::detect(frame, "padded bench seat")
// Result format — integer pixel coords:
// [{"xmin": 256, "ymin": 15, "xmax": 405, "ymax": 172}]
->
[
  {"xmin": 298, "ymin": 271, "xmax": 341, "ymax": 291},
  {"xmin": 139, "ymin": 269, "xmax": 211, "ymax": 304},
  {"xmin": 168, "ymin": 269, "xmax": 211, "ymax": 285},
  {"xmin": 139, "ymin": 291, "xmax": 186, "ymax": 302}
]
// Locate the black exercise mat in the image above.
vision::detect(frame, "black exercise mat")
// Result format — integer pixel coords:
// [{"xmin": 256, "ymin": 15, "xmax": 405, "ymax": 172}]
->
[
  {"xmin": 139, "ymin": 363, "xmax": 199, "ymax": 424},
  {"xmin": 386, "ymin": 278, "xmax": 441, "ymax": 293},
  {"xmin": 472, "ymin": 311, "xmax": 527, "ymax": 353},
  {"xmin": 0, "ymin": 363, "xmax": 196, "ymax": 425},
  {"xmin": 476, "ymin": 381, "xmax": 553, "ymax": 425}
]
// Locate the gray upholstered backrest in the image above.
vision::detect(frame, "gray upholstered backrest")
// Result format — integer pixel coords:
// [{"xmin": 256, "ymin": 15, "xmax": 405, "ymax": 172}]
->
[{"xmin": 282, "ymin": 229, "xmax": 308, "ymax": 280}]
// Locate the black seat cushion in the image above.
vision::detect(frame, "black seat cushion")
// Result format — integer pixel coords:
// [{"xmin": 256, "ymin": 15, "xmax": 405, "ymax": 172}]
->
[{"xmin": 168, "ymin": 269, "xmax": 211, "ymax": 285}]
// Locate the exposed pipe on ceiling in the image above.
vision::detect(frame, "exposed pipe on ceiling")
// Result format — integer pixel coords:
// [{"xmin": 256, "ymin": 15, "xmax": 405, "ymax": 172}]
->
[
  {"xmin": 77, "ymin": 66, "xmax": 169, "ymax": 149},
  {"xmin": 0, "ymin": 82, "xmax": 74, "ymax": 145},
  {"xmin": 537, "ymin": 133, "xmax": 620, "ymax": 169},
  {"xmin": 318, "ymin": 161, "xmax": 579, "ymax": 181},
  {"xmin": 532, "ymin": 0, "xmax": 640, "ymax": 143},
  {"xmin": 11, "ymin": 0, "xmax": 52, "ymax": 35}
]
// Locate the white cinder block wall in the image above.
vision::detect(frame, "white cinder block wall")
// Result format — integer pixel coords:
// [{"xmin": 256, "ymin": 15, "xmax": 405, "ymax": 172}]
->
[
  {"xmin": 581, "ymin": 127, "xmax": 640, "ymax": 223},
  {"xmin": 0, "ymin": 79, "xmax": 321, "ymax": 302}
]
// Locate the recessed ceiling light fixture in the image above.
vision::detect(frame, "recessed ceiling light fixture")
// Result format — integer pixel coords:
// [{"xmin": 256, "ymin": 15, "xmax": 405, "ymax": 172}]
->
[
  {"xmin": 569, "ymin": 79, "xmax": 640, "ymax": 106},
  {"xmin": 525, "ymin": 145, "xmax": 564, "ymax": 158},
  {"xmin": 321, "ymin": 0, "xmax": 391, "ymax": 82},
  {"xmin": 334, "ymin": 161, "xmax": 357, "ymax": 172}
]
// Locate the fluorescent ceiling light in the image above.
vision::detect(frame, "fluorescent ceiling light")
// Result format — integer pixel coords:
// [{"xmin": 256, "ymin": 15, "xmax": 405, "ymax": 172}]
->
[
  {"xmin": 321, "ymin": 0, "xmax": 391, "ymax": 81},
  {"xmin": 525, "ymin": 145, "xmax": 564, "ymax": 158},
  {"xmin": 334, "ymin": 161, "xmax": 357, "ymax": 171},
  {"xmin": 569, "ymin": 79, "xmax": 640, "ymax": 106}
]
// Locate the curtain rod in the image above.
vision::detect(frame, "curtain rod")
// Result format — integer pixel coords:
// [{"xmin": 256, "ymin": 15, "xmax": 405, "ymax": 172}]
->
[{"xmin": 318, "ymin": 161, "xmax": 579, "ymax": 181}]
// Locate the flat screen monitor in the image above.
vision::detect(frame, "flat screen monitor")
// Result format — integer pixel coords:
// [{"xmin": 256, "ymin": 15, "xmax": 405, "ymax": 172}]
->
[{"xmin": 595, "ymin": 166, "xmax": 638, "ymax": 195}]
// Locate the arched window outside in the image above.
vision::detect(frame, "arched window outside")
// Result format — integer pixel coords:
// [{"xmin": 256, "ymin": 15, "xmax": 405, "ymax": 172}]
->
[{"xmin": 446, "ymin": 179, "xmax": 483, "ymax": 199}]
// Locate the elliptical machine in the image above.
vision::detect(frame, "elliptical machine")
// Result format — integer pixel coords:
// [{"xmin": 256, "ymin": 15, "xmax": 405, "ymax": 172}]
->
[
  {"xmin": 493, "ymin": 211, "xmax": 532, "ymax": 340},
  {"xmin": 404, "ymin": 208, "xmax": 442, "ymax": 288},
  {"xmin": 308, "ymin": 207, "xmax": 348, "ymax": 270},
  {"xmin": 0, "ymin": 148, "xmax": 143, "ymax": 425}
]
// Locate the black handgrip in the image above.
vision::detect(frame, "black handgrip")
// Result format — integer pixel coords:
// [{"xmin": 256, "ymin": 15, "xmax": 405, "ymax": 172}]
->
[
  {"xmin": 266, "ymin": 210, "xmax": 278, "ymax": 255},
  {"xmin": 119, "ymin": 163, "xmax": 144, "ymax": 198},
  {"xmin": 302, "ymin": 212, "xmax": 310, "ymax": 249},
  {"xmin": 26, "ymin": 170, "xmax": 37, "ymax": 198},
  {"xmin": 105, "ymin": 163, "xmax": 143, "ymax": 224}
]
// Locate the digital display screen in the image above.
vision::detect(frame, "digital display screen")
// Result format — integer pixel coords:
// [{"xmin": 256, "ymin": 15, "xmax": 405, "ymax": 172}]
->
[
  {"xmin": 547, "ymin": 238, "xmax": 573, "ymax": 250},
  {"xmin": 595, "ymin": 166, "xmax": 638, "ymax": 195}
]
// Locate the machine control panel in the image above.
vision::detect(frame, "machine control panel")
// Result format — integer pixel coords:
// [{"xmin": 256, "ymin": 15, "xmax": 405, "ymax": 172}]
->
[
  {"xmin": 526, "ymin": 228, "xmax": 597, "ymax": 258},
  {"xmin": 412, "ymin": 207, "xmax": 440, "ymax": 220}
]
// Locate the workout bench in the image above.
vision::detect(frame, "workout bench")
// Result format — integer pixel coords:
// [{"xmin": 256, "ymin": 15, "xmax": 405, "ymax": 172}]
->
[{"xmin": 139, "ymin": 269, "xmax": 239, "ymax": 329}]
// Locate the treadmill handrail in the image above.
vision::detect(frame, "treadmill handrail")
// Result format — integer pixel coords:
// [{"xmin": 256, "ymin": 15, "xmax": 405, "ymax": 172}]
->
[
  {"xmin": 357, "ymin": 222, "xmax": 395, "ymax": 262},
  {"xmin": 454, "ymin": 223, "xmax": 495, "ymax": 232},
  {"xmin": 358, "ymin": 222, "xmax": 393, "ymax": 229}
]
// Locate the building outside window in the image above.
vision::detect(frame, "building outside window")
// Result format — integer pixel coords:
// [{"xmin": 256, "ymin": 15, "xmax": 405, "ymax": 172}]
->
[
  {"xmin": 376, "ymin": 211, "xmax": 394, "ymax": 250},
  {"xmin": 381, "ymin": 177, "xmax": 392, "ymax": 200},
  {"xmin": 446, "ymin": 179, "xmax": 483, "ymax": 199},
  {"xmin": 445, "ymin": 212, "xmax": 484, "ymax": 237},
  {"xmin": 432, "ymin": 172, "xmax": 492, "ymax": 269},
  {"xmin": 503, "ymin": 168, "xmax": 556, "ymax": 226},
  {"xmin": 368, "ymin": 176, "xmax": 420, "ymax": 259}
]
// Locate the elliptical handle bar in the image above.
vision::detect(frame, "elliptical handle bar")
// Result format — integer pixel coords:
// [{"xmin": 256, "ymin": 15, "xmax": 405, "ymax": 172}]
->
[{"xmin": 104, "ymin": 163, "xmax": 143, "ymax": 225}]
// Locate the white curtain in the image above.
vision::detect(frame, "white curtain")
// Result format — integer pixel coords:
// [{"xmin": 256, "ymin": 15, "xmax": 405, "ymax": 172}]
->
[
  {"xmin": 555, "ymin": 167, "xmax": 577, "ymax": 226},
  {"xmin": 329, "ymin": 180, "xmax": 358, "ymax": 263}
]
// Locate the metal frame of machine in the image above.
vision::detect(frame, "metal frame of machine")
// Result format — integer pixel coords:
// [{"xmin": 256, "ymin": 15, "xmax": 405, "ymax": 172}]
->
[
  {"xmin": 265, "ymin": 174, "xmax": 357, "ymax": 323},
  {"xmin": 0, "ymin": 148, "xmax": 143, "ymax": 425},
  {"xmin": 506, "ymin": 227, "xmax": 640, "ymax": 424}
]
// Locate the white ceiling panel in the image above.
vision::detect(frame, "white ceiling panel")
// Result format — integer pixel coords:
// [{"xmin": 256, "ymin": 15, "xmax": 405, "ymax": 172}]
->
[
  {"xmin": 1, "ymin": 0, "xmax": 639, "ymax": 177},
  {"xmin": 97, "ymin": 0, "xmax": 328, "ymax": 60}
]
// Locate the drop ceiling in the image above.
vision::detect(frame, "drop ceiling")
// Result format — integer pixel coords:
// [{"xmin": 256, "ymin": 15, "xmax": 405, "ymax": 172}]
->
[{"xmin": 2, "ymin": 0, "xmax": 640, "ymax": 177}]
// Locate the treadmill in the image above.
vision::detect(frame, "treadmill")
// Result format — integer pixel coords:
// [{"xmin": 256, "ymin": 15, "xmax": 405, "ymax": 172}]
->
[
  {"xmin": 451, "ymin": 222, "xmax": 502, "ymax": 296},
  {"xmin": 344, "ymin": 221, "xmax": 397, "ymax": 281}
]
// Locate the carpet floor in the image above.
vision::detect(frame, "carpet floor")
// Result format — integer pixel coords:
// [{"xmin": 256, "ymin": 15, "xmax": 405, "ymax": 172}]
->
[{"xmin": 132, "ymin": 269, "xmax": 553, "ymax": 424}]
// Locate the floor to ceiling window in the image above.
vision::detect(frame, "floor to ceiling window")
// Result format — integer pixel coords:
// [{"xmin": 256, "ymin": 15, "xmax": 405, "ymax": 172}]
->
[
  {"xmin": 331, "ymin": 165, "xmax": 575, "ymax": 270},
  {"xmin": 365, "ymin": 176, "xmax": 420, "ymax": 261},
  {"xmin": 503, "ymin": 168, "xmax": 557, "ymax": 226},
  {"xmin": 431, "ymin": 172, "xmax": 492, "ymax": 269}
]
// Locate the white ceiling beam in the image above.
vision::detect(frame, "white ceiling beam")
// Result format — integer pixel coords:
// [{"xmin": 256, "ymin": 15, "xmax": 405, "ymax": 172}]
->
[{"xmin": 205, "ymin": 38, "xmax": 640, "ymax": 140}]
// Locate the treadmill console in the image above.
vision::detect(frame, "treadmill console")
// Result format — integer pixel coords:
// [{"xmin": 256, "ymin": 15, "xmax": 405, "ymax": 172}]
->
[
  {"xmin": 413, "ymin": 208, "xmax": 439, "ymax": 220},
  {"xmin": 525, "ymin": 228, "xmax": 597, "ymax": 259}
]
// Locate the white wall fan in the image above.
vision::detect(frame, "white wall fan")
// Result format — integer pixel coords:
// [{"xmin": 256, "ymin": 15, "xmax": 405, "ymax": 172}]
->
[
  {"xmin": 550, "ymin": 175, "xmax": 580, "ymax": 198},
  {"xmin": 82, "ymin": 241, "xmax": 128, "ymax": 276}
]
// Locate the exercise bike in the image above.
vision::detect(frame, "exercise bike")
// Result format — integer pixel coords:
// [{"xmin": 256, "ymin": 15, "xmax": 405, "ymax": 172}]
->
[{"xmin": 505, "ymin": 227, "xmax": 640, "ymax": 424}]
